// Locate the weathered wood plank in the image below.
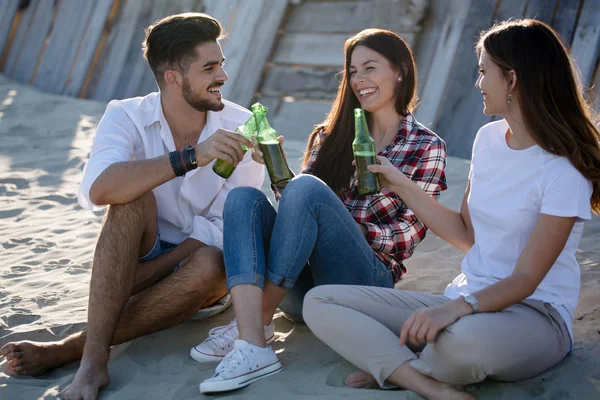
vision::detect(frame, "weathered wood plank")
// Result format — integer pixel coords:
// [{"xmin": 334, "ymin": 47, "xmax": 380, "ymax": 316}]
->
[
  {"xmin": 11, "ymin": 0, "xmax": 58, "ymax": 83},
  {"xmin": 524, "ymin": 0, "xmax": 556, "ymax": 23},
  {"xmin": 285, "ymin": 0, "xmax": 425, "ymax": 33},
  {"xmin": 4, "ymin": 0, "xmax": 57, "ymax": 82},
  {"xmin": 261, "ymin": 65, "xmax": 339, "ymax": 99},
  {"xmin": 33, "ymin": 0, "xmax": 96, "ymax": 93},
  {"xmin": 2, "ymin": 0, "xmax": 36, "ymax": 77},
  {"xmin": 112, "ymin": 0, "xmax": 156, "ymax": 99},
  {"xmin": 570, "ymin": 0, "xmax": 600, "ymax": 86},
  {"xmin": 0, "ymin": 0, "xmax": 20, "ymax": 57},
  {"xmin": 273, "ymin": 32, "xmax": 352, "ymax": 67},
  {"xmin": 202, "ymin": 0, "xmax": 239, "ymax": 34},
  {"xmin": 63, "ymin": 0, "xmax": 114, "ymax": 97},
  {"xmin": 433, "ymin": 0, "xmax": 496, "ymax": 159},
  {"xmin": 493, "ymin": 0, "xmax": 527, "ymax": 22},
  {"xmin": 224, "ymin": 0, "xmax": 289, "ymax": 107},
  {"xmin": 90, "ymin": 0, "xmax": 146, "ymax": 100},
  {"xmin": 371, "ymin": 0, "xmax": 428, "ymax": 31},
  {"xmin": 413, "ymin": 0, "xmax": 451, "ymax": 118},
  {"xmin": 414, "ymin": 0, "xmax": 472, "ymax": 128},
  {"xmin": 552, "ymin": 0, "xmax": 581, "ymax": 44}
]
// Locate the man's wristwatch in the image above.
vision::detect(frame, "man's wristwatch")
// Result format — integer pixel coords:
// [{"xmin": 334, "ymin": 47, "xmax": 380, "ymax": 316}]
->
[{"xmin": 462, "ymin": 294, "xmax": 479, "ymax": 313}]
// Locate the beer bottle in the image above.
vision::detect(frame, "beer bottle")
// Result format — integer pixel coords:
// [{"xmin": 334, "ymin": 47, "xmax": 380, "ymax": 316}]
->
[
  {"xmin": 353, "ymin": 108, "xmax": 380, "ymax": 195},
  {"xmin": 252, "ymin": 102, "xmax": 293, "ymax": 187},
  {"xmin": 212, "ymin": 114, "xmax": 257, "ymax": 179}
]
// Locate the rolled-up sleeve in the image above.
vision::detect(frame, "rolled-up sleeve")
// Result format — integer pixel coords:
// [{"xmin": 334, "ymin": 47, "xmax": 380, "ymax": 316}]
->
[{"xmin": 78, "ymin": 101, "xmax": 136, "ymax": 210}]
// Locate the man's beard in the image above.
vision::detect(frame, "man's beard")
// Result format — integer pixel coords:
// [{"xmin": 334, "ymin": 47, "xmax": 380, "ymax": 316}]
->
[{"xmin": 182, "ymin": 78, "xmax": 225, "ymax": 112}]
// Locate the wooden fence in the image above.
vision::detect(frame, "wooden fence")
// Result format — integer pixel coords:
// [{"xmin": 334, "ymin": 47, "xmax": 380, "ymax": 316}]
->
[
  {"xmin": 0, "ymin": 0, "xmax": 599, "ymax": 158},
  {"xmin": 0, "ymin": 0, "xmax": 288, "ymax": 108}
]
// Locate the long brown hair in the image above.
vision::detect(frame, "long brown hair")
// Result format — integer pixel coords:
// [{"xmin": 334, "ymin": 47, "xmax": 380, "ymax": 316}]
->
[
  {"xmin": 477, "ymin": 19, "xmax": 600, "ymax": 214},
  {"xmin": 302, "ymin": 29, "xmax": 417, "ymax": 193}
]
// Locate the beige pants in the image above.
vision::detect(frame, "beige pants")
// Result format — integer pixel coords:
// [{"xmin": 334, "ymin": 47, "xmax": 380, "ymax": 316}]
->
[{"xmin": 303, "ymin": 285, "xmax": 571, "ymax": 387}]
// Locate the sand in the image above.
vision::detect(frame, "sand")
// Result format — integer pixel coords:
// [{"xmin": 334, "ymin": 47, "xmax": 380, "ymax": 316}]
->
[{"xmin": 1, "ymin": 75, "xmax": 599, "ymax": 399}]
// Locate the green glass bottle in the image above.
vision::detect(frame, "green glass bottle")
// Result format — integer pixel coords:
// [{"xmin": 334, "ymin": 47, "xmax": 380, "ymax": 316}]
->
[
  {"xmin": 251, "ymin": 102, "xmax": 293, "ymax": 187},
  {"xmin": 212, "ymin": 114, "xmax": 257, "ymax": 179},
  {"xmin": 353, "ymin": 108, "xmax": 380, "ymax": 195}
]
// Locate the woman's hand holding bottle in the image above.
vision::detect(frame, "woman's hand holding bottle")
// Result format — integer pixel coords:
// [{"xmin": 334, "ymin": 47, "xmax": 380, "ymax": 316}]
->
[{"xmin": 367, "ymin": 155, "xmax": 409, "ymax": 194}]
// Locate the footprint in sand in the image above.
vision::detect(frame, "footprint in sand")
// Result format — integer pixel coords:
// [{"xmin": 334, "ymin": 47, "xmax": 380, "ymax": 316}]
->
[
  {"xmin": 2, "ymin": 237, "xmax": 33, "ymax": 249},
  {"xmin": 66, "ymin": 264, "xmax": 90, "ymax": 275},
  {"xmin": 6, "ymin": 266, "xmax": 32, "ymax": 278},
  {"xmin": 43, "ymin": 259, "xmax": 70, "ymax": 271},
  {"xmin": 2, "ymin": 313, "xmax": 41, "ymax": 328},
  {"xmin": 36, "ymin": 194, "xmax": 76, "ymax": 205},
  {"xmin": 31, "ymin": 240, "xmax": 57, "ymax": 253},
  {"xmin": 0, "ymin": 178, "xmax": 30, "ymax": 190},
  {"xmin": 34, "ymin": 294, "xmax": 60, "ymax": 308}
]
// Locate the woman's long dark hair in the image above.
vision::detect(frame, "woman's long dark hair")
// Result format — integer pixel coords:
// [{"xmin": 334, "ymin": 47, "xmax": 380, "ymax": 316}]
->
[
  {"xmin": 302, "ymin": 29, "xmax": 417, "ymax": 193},
  {"xmin": 477, "ymin": 19, "xmax": 600, "ymax": 214}
]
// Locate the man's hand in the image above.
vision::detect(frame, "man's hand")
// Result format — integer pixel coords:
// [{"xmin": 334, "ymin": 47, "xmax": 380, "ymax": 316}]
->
[
  {"xmin": 251, "ymin": 135, "xmax": 287, "ymax": 165},
  {"xmin": 194, "ymin": 128, "xmax": 254, "ymax": 167}
]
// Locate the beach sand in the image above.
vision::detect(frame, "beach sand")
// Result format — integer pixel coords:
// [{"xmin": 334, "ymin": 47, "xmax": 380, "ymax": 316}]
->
[{"xmin": 1, "ymin": 75, "xmax": 599, "ymax": 399}]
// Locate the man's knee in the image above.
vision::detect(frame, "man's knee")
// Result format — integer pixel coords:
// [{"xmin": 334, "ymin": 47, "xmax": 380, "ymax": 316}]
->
[
  {"xmin": 180, "ymin": 246, "xmax": 226, "ymax": 287},
  {"xmin": 107, "ymin": 191, "xmax": 156, "ymax": 221}
]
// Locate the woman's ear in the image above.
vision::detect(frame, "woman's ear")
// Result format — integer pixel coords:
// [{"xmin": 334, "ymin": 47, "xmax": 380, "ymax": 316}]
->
[{"xmin": 508, "ymin": 70, "xmax": 517, "ymax": 92}]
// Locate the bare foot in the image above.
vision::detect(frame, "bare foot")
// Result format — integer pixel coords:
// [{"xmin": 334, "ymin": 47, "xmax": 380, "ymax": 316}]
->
[
  {"xmin": 344, "ymin": 371, "xmax": 380, "ymax": 389},
  {"xmin": 61, "ymin": 363, "xmax": 109, "ymax": 400},
  {"xmin": 1, "ymin": 341, "xmax": 78, "ymax": 376}
]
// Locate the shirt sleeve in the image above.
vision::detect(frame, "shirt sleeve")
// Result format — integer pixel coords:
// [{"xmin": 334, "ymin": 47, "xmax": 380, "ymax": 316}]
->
[
  {"xmin": 540, "ymin": 168, "xmax": 592, "ymax": 221},
  {"xmin": 78, "ymin": 101, "xmax": 137, "ymax": 210},
  {"xmin": 363, "ymin": 137, "xmax": 448, "ymax": 257}
]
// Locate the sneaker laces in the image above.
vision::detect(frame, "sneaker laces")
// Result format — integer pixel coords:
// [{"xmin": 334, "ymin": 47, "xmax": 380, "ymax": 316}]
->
[
  {"xmin": 215, "ymin": 346, "xmax": 252, "ymax": 375},
  {"xmin": 205, "ymin": 319, "xmax": 238, "ymax": 350}
]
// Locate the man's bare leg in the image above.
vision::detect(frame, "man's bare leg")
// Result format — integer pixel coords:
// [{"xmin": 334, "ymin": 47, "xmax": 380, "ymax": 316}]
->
[
  {"xmin": 59, "ymin": 192, "xmax": 156, "ymax": 400},
  {"xmin": 1, "ymin": 246, "xmax": 226, "ymax": 377}
]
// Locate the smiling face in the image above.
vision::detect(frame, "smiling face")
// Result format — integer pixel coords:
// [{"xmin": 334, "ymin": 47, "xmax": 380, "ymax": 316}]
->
[
  {"xmin": 475, "ymin": 50, "xmax": 512, "ymax": 116},
  {"xmin": 179, "ymin": 41, "xmax": 228, "ymax": 112},
  {"xmin": 348, "ymin": 45, "xmax": 400, "ymax": 113}
]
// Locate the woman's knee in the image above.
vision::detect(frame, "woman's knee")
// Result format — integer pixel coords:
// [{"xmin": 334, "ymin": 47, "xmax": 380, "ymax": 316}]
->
[
  {"xmin": 279, "ymin": 175, "xmax": 330, "ymax": 209},
  {"xmin": 224, "ymin": 186, "xmax": 267, "ymax": 215},
  {"xmin": 302, "ymin": 285, "xmax": 342, "ymax": 323}
]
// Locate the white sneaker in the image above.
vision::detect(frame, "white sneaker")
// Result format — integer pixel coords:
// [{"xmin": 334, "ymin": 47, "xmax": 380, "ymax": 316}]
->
[
  {"xmin": 199, "ymin": 340, "xmax": 282, "ymax": 394},
  {"xmin": 190, "ymin": 319, "xmax": 275, "ymax": 362}
]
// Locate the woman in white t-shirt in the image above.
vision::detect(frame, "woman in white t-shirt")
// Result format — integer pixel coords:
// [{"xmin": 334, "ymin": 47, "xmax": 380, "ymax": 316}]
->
[{"xmin": 302, "ymin": 19, "xmax": 600, "ymax": 400}]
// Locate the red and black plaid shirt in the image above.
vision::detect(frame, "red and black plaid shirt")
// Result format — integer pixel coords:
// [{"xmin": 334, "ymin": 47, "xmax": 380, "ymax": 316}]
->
[{"xmin": 275, "ymin": 114, "xmax": 447, "ymax": 283}]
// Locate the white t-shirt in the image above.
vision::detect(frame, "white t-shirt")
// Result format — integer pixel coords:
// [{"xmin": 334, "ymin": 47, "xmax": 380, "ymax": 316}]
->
[
  {"xmin": 78, "ymin": 92, "xmax": 264, "ymax": 248},
  {"xmin": 444, "ymin": 119, "xmax": 593, "ymax": 344}
]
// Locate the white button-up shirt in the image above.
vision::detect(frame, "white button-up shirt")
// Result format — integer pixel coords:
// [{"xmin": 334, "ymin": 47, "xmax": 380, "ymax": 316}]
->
[{"xmin": 78, "ymin": 92, "xmax": 264, "ymax": 249}]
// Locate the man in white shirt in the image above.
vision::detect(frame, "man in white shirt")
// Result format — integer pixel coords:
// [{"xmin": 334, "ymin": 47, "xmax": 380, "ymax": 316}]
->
[{"xmin": 1, "ymin": 13, "xmax": 264, "ymax": 400}]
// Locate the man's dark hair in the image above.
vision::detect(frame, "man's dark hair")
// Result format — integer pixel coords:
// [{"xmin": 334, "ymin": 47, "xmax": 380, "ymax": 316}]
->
[{"xmin": 142, "ymin": 13, "xmax": 223, "ymax": 86}]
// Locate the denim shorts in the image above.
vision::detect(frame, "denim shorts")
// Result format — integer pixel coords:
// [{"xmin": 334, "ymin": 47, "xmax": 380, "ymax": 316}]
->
[{"xmin": 139, "ymin": 228, "xmax": 181, "ymax": 269}]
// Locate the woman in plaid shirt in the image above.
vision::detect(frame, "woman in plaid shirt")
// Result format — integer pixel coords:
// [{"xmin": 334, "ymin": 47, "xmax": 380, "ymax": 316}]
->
[
  {"xmin": 195, "ymin": 28, "xmax": 447, "ymax": 393},
  {"xmin": 304, "ymin": 19, "xmax": 600, "ymax": 400}
]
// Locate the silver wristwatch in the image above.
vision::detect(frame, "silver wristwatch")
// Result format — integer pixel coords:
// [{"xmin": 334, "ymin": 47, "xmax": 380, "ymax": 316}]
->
[{"xmin": 462, "ymin": 294, "xmax": 479, "ymax": 313}]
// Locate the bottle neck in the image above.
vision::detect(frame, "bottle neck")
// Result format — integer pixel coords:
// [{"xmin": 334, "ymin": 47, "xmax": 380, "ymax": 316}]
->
[
  {"xmin": 256, "ymin": 114, "xmax": 278, "ymax": 142},
  {"xmin": 354, "ymin": 115, "xmax": 371, "ymax": 141}
]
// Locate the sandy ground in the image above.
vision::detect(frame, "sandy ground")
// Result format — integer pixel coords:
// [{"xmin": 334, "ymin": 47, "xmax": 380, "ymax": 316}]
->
[{"xmin": 0, "ymin": 75, "xmax": 599, "ymax": 399}]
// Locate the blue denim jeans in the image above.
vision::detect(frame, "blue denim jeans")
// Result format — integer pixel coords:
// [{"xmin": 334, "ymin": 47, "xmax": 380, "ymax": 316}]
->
[{"xmin": 223, "ymin": 174, "xmax": 394, "ymax": 322}]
